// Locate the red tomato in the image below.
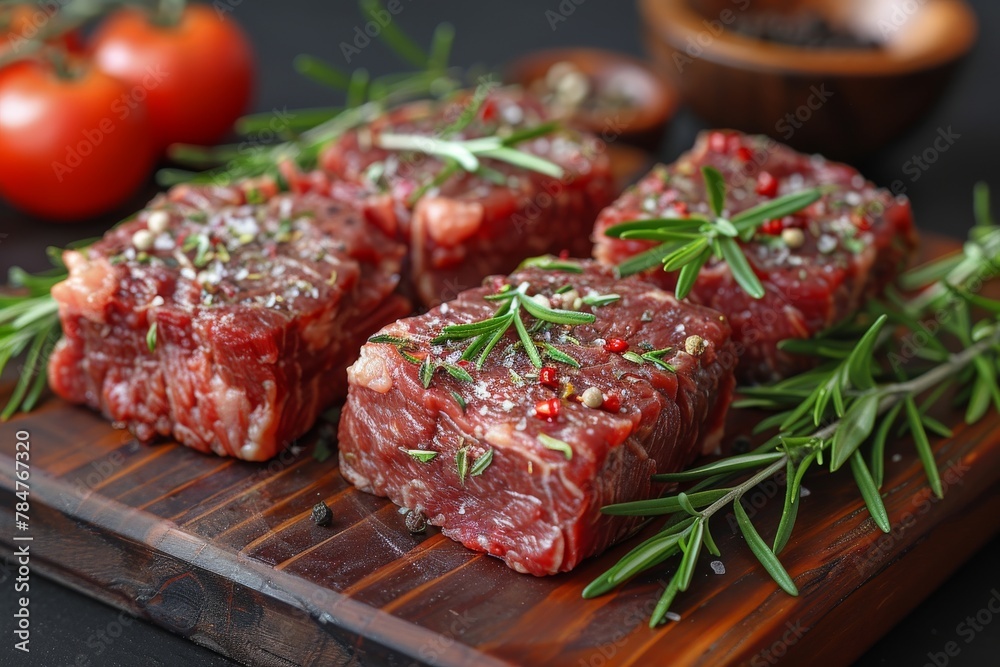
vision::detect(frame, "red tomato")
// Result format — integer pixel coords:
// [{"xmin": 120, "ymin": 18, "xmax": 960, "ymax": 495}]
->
[
  {"xmin": 0, "ymin": 59, "xmax": 156, "ymax": 221},
  {"xmin": 90, "ymin": 5, "xmax": 254, "ymax": 148}
]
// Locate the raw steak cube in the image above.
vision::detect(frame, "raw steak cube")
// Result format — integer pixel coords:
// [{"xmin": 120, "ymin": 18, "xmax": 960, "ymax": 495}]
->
[
  {"xmin": 48, "ymin": 192, "xmax": 409, "ymax": 461},
  {"xmin": 593, "ymin": 130, "xmax": 917, "ymax": 383},
  {"xmin": 320, "ymin": 89, "xmax": 618, "ymax": 306},
  {"xmin": 338, "ymin": 260, "xmax": 734, "ymax": 575}
]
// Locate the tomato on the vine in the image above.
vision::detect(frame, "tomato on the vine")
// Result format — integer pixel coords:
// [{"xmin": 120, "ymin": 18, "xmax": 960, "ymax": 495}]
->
[
  {"xmin": 90, "ymin": 4, "xmax": 255, "ymax": 149},
  {"xmin": 0, "ymin": 59, "xmax": 156, "ymax": 221}
]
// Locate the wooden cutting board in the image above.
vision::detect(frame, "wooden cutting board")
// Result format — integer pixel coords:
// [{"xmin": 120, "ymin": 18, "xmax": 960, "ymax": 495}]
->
[{"xmin": 2, "ymin": 237, "xmax": 999, "ymax": 667}]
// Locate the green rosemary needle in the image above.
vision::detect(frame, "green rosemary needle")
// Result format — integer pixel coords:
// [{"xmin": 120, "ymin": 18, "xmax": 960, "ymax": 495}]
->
[
  {"xmin": 605, "ymin": 166, "xmax": 822, "ymax": 299},
  {"xmin": 586, "ymin": 185, "xmax": 1000, "ymax": 626},
  {"xmin": 432, "ymin": 281, "xmax": 595, "ymax": 370}
]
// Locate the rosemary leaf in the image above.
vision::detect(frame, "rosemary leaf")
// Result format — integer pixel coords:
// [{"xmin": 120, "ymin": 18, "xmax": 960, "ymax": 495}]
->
[
  {"xmin": 146, "ymin": 321, "xmax": 158, "ymax": 353},
  {"xmin": 419, "ymin": 356, "xmax": 434, "ymax": 388},
  {"xmin": 702, "ymin": 520, "xmax": 721, "ymax": 557},
  {"xmin": 584, "ymin": 529, "xmax": 687, "ymax": 599},
  {"xmin": 518, "ymin": 256, "xmax": 584, "ymax": 273},
  {"xmin": 518, "ymin": 295, "xmax": 595, "ymax": 325},
  {"xmin": 1, "ymin": 327, "xmax": 50, "ymax": 421},
  {"xmin": 435, "ymin": 316, "xmax": 508, "ymax": 342},
  {"xmin": 428, "ymin": 22, "xmax": 455, "ymax": 72},
  {"xmin": 293, "ymin": 54, "xmax": 351, "ymax": 90},
  {"xmin": 455, "ymin": 446, "xmax": 469, "ymax": 485},
  {"xmin": 675, "ymin": 519, "xmax": 705, "ymax": 592},
  {"xmin": 731, "ymin": 189, "xmax": 822, "ymax": 232},
  {"xmin": 846, "ymin": 315, "xmax": 888, "ymax": 390},
  {"xmin": 360, "ymin": 0, "xmax": 429, "ymax": 68},
  {"xmin": 870, "ymin": 402, "xmax": 902, "ymax": 488},
  {"xmin": 603, "ymin": 217, "xmax": 705, "ymax": 239},
  {"xmin": 617, "ymin": 242, "xmax": 677, "ymax": 278},
  {"xmin": 830, "ymin": 392, "xmax": 879, "ymax": 471},
  {"xmin": 403, "ymin": 448, "xmax": 438, "ymax": 463},
  {"xmin": 734, "ymin": 500, "xmax": 799, "ymax": 596},
  {"xmin": 470, "ymin": 447, "xmax": 493, "ymax": 476},
  {"xmin": 542, "ymin": 343, "xmax": 580, "ymax": 368},
  {"xmin": 581, "ymin": 293, "xmax": 621, "ymax": 307},
  {"xmin": 773, "ymin": 455, "xmax": 802, "ymax": 554},
  {"xmin": 676, "ymin": 492, "xmax": 701, "ymax": 517},
  {"xmin": 719, "ymin": 237, "xmax": 765, "ymax": 299},
  {"xmin": 478, "ymin": 146, "xmax": 564, "ymax": 178},
  {"xmin": 974, "ymin": 180, "xmax": 993, "ymax": 227},
  {"xmin": 649, "ymin": 573, "xmax": 682, "ymax": 627},
  {"xmin": 850, "ymin": 450, "xmax": 891, "ymax": 533},
  {"xmin": 702, "ymin": 166, "xmax": 726, "ymax": 218},
  {"xmin": 622, "ymin": 351, "xmax": 645, "ymax": 365},
  {"xmin": 368, "ymin": 334, "xmax": 411, "ymax": 346},
  {"xmin": 905, "ymin": 396, "xmax": 943, "ymax": 498},
  {"xmin": 675, "ymin": 248, "xmax": 711, "ymax": 300},
  {"xmin": 475, "ymin": 315, "xmax": 513, "ymax": 369},
  {"xmin": 653, "ymin": 452, "xmax": 784, "ymax": 482},
  {"xmin": 442, "ymin": 363, "xmax": 474, "ymax": 383},
  {"xmin": 601, "ymin": 488, "xmax": 730, "ymax": 516},
  {"xmin": 513, "ymin": 308, "xmax": 543, "ymax": 368},
  {"xmin": 501, "ymin": 121, "xmax": 560, "ymax": 145},
  {"xmin": 663, "ymin": 237, "xmax": 710, "ymax": 272}
]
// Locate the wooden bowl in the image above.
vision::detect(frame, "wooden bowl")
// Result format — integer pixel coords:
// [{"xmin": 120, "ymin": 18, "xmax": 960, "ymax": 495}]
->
[
  {"xmin": 506, "ymin": 48, "xmax": 679, "ymax": 151},
  {"xmin": 638, "ymin": 0, "xmax": 978, "ymax": 159}
]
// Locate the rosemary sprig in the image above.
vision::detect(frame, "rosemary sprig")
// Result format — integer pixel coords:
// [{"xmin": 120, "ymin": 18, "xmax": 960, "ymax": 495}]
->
[
  {"xmin": 0, "ymin": 267, "xmax": 63, "ymax": 420},
  {"xmin": 432, "ymin": 282, "xmax": 595, "ymax": 370},
  {"xmin": 162, "ymin": 0, "xmax": 463, "ymax": 187},
  {"xmin": 605, "ymin": 166, "xmax": 822, "ymax": 298},
  {"xmin": 586, "ymin": 185, "xmax": 1000, "ymax": 626},
  {"xmin": 375, "ymin": 121, "xmax": 565, "ymax": 182}
]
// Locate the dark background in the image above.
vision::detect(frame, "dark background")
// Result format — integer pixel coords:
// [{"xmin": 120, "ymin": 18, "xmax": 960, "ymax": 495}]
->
[{"xmin": 2, "ymin": 0, "xmax": 999, "ymax": 665}]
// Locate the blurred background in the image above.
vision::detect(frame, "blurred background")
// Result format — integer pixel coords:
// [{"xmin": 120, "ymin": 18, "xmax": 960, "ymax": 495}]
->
[{"xmin": 1, "ymin": 0, "xmax": 998, "ymax": 664}]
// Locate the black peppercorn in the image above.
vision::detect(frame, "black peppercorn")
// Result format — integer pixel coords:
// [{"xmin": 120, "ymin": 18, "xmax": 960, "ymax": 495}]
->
[
  {"xmin": 311, "ymin": 501, "xmax": 332, "ymax": 527},
  {"xmin": 404, "ymin": 509, "xmax": 427, "ymax": 534}
]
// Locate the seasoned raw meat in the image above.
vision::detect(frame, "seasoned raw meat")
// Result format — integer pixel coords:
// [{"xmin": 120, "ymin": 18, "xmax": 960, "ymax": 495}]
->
[
  {"xmin": 338, "ymin": 260, "xmax": 735, "ymax": 575},
  {"xmin": 593, "ymin": 130, "xmax": 918, "ymax": 383},
  {"xmin": 320, "ymin": 89, "xmax": 618, "ymax": 306},
  {"xmin": 48, "ymin": 192, "xmax": 409, "ymax": 461}
]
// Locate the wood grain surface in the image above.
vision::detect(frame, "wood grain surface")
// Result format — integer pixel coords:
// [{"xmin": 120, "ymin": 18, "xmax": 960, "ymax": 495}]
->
[{"xmin": 1, "ymin": 237, "xmax": 999, "ymax": 667}]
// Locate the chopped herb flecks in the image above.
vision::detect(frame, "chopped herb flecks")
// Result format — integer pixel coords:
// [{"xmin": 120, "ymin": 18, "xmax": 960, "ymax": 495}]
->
[
  {"xmin": 538, "ymin": 433, "xmax": 573, "ymax": 460},
  {"xmin": 403, "ymin": 448, "xmax": 438, "ymax": 463}
]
